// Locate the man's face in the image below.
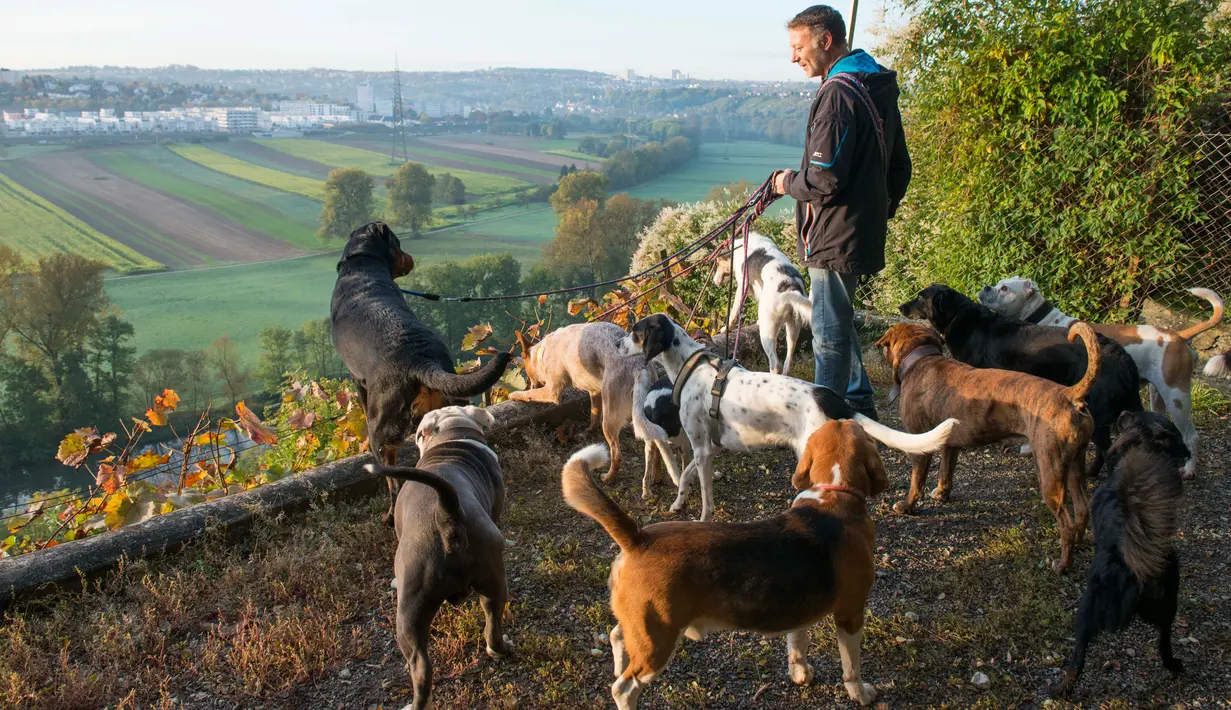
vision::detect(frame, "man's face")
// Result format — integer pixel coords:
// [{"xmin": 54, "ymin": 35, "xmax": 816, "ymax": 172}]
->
[{"xmin": 790, "ymin": 26, "xmax": 830, "ymax": 79}]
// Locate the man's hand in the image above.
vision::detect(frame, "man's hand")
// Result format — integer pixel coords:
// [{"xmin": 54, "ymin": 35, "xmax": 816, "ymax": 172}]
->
[{"xmin": 772, "ymin": 169, "xmax": 793, "ymax": 196}]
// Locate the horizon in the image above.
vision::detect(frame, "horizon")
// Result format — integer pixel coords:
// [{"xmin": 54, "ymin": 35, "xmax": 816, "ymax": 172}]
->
[{"xmin": 1, "ymin": 0, "xmax": 905, "ymax": 83}]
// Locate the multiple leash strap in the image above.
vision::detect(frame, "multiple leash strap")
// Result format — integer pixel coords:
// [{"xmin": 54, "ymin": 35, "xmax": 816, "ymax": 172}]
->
[
  {"xmin": 1024, "ymin": 300, "xmax": 1057, "ymax": 325},
  {"xmin": 886, "ymin": 344, "xmax": 943, "ymax": 406},
  {"xmin": 671, "ymin": 348, "xmax": 739, "ymax": 447}
]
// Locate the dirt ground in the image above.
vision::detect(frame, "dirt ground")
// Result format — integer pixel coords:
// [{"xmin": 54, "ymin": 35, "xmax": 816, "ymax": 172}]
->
[
  {"xmin": 3, "ymin": 350, "xmax": 1229, "ymax": 710},
  {"xmin": 16, "ymin": 152, "xmax": 302, "ymax": 269}
]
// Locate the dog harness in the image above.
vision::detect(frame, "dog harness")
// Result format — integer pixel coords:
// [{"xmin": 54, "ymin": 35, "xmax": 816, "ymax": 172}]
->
[
  {"xmin": 887, "ymin": 344, "xmax": 943, "ymax": 406},
  {"xmin": 671, "ymin": 348, "xmax": 739, "ymax": 446},
  {"xmin": 1024, "ymin": 300, "xmax": 1057, "ymax": 324}
]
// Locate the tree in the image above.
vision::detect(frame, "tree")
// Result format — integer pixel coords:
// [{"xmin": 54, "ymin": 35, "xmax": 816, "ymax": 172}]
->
[
  {"xmin": 432, "ymin": 173, "xmax": 466, "ymax": 205},
  {"xmin": 403, "ymin": 253, "xmax": 522, "ymax": 352},
  {"xmin": 293, "ymin": 319, "xmax": 341, "ymax": 380},
  {"xmin": 257, "ymin": 326, "xmax": 295, "ymax": 394},
  {"xmin": 0, "ymin": 355, "xmax": 55, "ymax": 462},
  {"xmin": 0, "ymin": 252, "xmax": 108, "ymax": 389},
  {"xmin": 85, "ymin": 315, "xmax": 136, "ymax": 418},
  {"xmin": 206, "ymin": 335, "xmax": 249, "ymax": 405},
  {"xmin": 133, "ymin": 349, "xmax": 188, "ymax": 406},
  {"xmin": 550, "ymin": 171, "xmax": 609, "ymax": 214},
  {"xmin": 386, "ymin": 161, "xmax": 435, "ymax": 235},
  {"xmin": 317, "ymin": 168, "xmax": 375, "ymax": 242},
  {"xmin": 183, "ymin": 350, "xmax": 212, "ymax": 411}
]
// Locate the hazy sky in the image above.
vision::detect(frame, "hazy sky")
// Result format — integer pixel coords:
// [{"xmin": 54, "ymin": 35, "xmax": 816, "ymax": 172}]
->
[{"xmin": 2, "ymin": 0, "xmax": 905, "ymax": 81}]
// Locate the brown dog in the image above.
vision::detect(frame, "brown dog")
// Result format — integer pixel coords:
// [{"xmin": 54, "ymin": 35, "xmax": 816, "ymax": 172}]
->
[
  {"xmin": 876, "ymin": 322, "xmax": 1099, "ymax": 573},
  {"xmin": 562, "ymin": 420, "xmax": 888, "ymax": 708}
]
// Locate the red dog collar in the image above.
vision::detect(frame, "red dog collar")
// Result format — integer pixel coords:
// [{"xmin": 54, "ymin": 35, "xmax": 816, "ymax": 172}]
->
[{"xmin": 808, "ymin": 484, "xmax": 867, "ymax": 503}]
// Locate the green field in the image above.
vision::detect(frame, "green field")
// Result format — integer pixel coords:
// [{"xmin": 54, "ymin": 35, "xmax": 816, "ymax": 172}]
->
[
  {"xmin": 255, "ymin": 139, "xmax": 528, "ymax": 195},
  {"xmin": 375, "ymin": 141, "xmax": 559, "ymax": 179},
  {"xmin": 92, "ymin": 151, "xmax": 324, "ymax": 251},
  {"xmin": 102, "ymin": 140, "xmax": 795, "ymax": 369},
  {"xmin": 546, "ymin": 149, "xmax": 601, "ymax": 162},
  {"xmin": 0, "ymin": 172, "xmax": 162, "ymax": 273},
  {"xmin": 170, "ymin": 145, "xmax": 326, "ymax": 200}
]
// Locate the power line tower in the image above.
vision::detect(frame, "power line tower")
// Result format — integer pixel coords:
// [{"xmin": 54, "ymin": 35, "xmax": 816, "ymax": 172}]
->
[{"xmin": 389, "ymin": 55, "xmax": 409, "ymax": 165}]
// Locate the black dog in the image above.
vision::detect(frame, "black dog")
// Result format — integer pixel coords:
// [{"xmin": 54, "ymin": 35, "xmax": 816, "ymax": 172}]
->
[
  {"xmin": 900, "ymin": 284, "xmax": 1142, "ymax": 477},
  {"xmin": 331, "ymin": 222, "xmax": 511, "ymax": 524},
  {"xmin": 1054, "ymin": 410, "xmax": 1187, "ymax": 696}
]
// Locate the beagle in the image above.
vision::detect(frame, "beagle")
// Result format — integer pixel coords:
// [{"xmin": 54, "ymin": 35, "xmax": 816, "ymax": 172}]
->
[{"xmin": 561, "ymin": 420, "xmax": 889, "ymax": 708}]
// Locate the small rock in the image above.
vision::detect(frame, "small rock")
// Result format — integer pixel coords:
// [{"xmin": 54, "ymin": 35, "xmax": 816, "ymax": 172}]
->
[
  {"xmin": 1178, "ymin": 637, "xmax": 1190, "ymax": 645},
  {"xmin": 191, "ymin": 692, "xmax": 210, "ymax": 701},
  {"xmin": 971, "ymin": 671, "xmax": 991, "ymax": 690},
  {"xmin": 597, "ymin": 633, "xmax": 610, "ymax": 644},
  {"xmin": 338, "ymin": 668, "xmax": 352, "ymax": 680},
  {"xmin": 875, "ymin": 570, "xmax": 888, "ymax": 579},
  {"xmin": 905, "ymin": 611, "xmax": 920, "ymax": 622},
  {"xmin": 1125, "ymin": 648, "xmax": 1136, "ymax": 657},
  {"xmin": 590, "ymin": 648, "xmax": 604, "ymax": 658},
  {"xmin": 937, "ymin": 592, "xmax": 946, "ymax": 601}
]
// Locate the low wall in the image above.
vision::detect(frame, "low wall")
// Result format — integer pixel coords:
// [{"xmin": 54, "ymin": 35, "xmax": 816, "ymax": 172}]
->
[{"xmin": 0, "ymin": 392, "xmax": 589, "ymax": 611}]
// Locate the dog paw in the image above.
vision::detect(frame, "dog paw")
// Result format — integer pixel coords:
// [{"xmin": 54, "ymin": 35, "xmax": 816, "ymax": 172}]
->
[
  {"xmin": 845, "ymin": 681, "xmax": 877, "ymax": 705},
  {"xmin": 669, "ymin": 498, "xmax": 687, "ymax": 513},
  {"xmin": 892, "ymin": 501, "xmax": 916, "ymax": 515},
  {"xmin": 1050, "ymin": 669, "xmax": 1078, "ymax": 697},
  {"xmin": 929, "ymin": 487, "xmax": 949, "ymax": 502},
  {"xmin": 1052, "ymin": 558, "xmax": 1070, "ymax": 575},
  {"xmin": 789, "ymin": 661, "xmax": 814, "ymax": 685},
  {"xmin": 1164, "ymin": 657, "xmax": 1185, "ymax": 674},
  {"xmin": 487, "ymin": 635, "xmax": 514, "ymax": 659}
]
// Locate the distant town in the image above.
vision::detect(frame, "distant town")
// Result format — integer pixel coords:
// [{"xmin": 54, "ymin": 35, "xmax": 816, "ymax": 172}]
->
[{"xmin": 0, "ymin": 65, "xmax": 811, "ymax": 141}]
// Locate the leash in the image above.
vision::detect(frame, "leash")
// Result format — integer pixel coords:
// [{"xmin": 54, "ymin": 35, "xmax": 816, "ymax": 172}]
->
[
  {"xmin": 824, "ymin": 73, "xmax": 888, "ymax": 173},
  {"xmin": 399, "ymin": 177, "xmax": 779, "ymax": 305},
  {"xmin": 886, "ymin": 344, "xmax": 943, "ymax": 406}
]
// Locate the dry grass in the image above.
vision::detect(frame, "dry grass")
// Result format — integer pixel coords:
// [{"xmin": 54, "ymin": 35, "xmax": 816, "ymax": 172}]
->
[{"xmin": 3, "ymin": 344, "xmax": 1229, "ymax": 709}]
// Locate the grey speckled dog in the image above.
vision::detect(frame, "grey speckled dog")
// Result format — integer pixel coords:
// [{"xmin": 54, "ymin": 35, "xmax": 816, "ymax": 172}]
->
[{"xmin": 365, "ymin": 405, "xmax": 512, "ymax": 710}]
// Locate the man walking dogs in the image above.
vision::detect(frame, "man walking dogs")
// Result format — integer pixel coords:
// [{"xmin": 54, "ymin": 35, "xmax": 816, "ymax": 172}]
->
[{"xmin": 772, "ymin": 5, "xmax": 911, "ymax": 420}]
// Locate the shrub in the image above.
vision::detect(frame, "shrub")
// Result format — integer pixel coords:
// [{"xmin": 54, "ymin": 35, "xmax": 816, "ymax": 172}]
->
[{"xmin": 875, "ymin": 0, "xmax": 1231, "ymax": 319}]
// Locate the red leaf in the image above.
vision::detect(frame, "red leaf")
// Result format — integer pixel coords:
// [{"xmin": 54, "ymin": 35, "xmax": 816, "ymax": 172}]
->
[
  {"xmin": 95, "ymin": 463, "xmax": 128, "ymax": 495},
  {"xmin": 234, "ymin": 401, "xmax": 278, "ymax": 446},
  {"xmin": 154, "ymin": 388, "xmax": 181, "ymax": 412},
  {"xmin": 537, "ymin": 294, "xmax": 548, "ymax": 305},
  {"xmin": 310, "ymin": 382, "xmax": 328, "ymax": 401},
  {"xmin": 335, "ymin": 389, "xmax": 353, "ymax": 411},
  {"xmin": 287, "ymin": 410, "xmax": 317, "ymax": 431}
]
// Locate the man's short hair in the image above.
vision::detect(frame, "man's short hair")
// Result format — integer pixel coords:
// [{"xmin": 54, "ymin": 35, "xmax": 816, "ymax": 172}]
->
[{"xmin": 787, "ymin": 5, "xmax": 847, "ymax": 46}]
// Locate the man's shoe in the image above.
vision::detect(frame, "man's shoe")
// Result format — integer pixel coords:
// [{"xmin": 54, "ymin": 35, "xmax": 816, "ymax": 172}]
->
[{"xmin": 850, "ymin": 403, "xmax": 879, "ymax": 422}]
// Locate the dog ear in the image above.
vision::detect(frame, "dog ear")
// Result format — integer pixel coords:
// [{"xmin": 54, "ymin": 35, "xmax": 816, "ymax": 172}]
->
[
  {"xmin": 792, "ymin": 440, "xmax": 815, "ymax": 490},
  {"xmin": 859, "ymin": 429, "xmax": 890, "ymax": 497},
  {"xmin": 462, "ymin": 406, "xmax": 496, "ymax": 432}
]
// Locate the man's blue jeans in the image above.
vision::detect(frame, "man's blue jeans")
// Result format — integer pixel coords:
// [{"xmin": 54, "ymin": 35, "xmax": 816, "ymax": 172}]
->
[{"xmin": 809, "ymin": 268, "xmax": 875, "ymax": 410}]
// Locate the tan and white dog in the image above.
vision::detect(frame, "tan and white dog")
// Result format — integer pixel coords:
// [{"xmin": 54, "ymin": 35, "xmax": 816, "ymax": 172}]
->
[
  {"xmin": 509, "ymin": 321, "xmax": 652, "ymax": 482},
  {"xmin": 979, "ymin": 277, "xmax": 1223, "ymax": 478},
  {"xmin": 562, "ymin": 420, "xmax": 888, "ymax": 709}
]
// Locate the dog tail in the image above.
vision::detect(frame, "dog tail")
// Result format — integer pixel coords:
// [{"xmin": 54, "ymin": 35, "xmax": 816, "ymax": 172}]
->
[
  {"xmin": 631, "ymin": 369, "xmax": 669, "ymax": 442},
  {"xmin": 1205, "ymin": 350, "xmax": 1229, "ymax": 377},
  {"xmin": 1117, "ymin": 450, "xmax": 1184, "ymax": 582},
  {"xmin": 1065, "ymin": 322, "xmax": 1101, "ymax": 406},
  {"xmin": 561, "ymin": 444, "xmax": 640, "ymax": 552},
  {"xmin": 854, "ymin": 415, "xmax": 959, "ymax": 454},
  {"xmin": 783, "ymin": 289, "xmax": 814, "ymax": 325},
  {"xmin": 1176, "ymin": 288, "xmax": 1224, "ymax": 342},
  {"xmin": 419, "ymin": 352, "xmax": 513, "ymax": 398},
  {"xmin": 364, "ymin": 463, "xmax": 467, "ymax": 552}
]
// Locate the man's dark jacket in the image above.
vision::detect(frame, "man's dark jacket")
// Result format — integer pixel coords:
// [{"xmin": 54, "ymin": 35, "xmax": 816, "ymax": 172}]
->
[{"xmin": 786, "ymin": 50, "xmax": 910, "ymax": 274}]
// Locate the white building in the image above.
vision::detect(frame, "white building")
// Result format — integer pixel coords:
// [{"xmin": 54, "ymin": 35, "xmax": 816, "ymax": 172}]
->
[
  {"xmin": 212, "ymin": 108, "xmax": 258, "ymax": 133},
  {"xmin": 0, "ymin": 69, "xmax": 17, "ymax": 85},
  {"xmin": 356, "ymin": 82, "xmax": 375, "ymax": 113},
  {"xmin": 278, "ymin": 101, "xmax": 350, "ymax": 117}
]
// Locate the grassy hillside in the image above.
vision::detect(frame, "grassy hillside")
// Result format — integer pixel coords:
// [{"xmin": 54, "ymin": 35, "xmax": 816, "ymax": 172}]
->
[
  {"xmin": 0, "ymin": 172, "xmax": 162, "ymax": 273},
  {"xmin": 170, "ymin": 145, "xmax": 327, "ymax": 200}
]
